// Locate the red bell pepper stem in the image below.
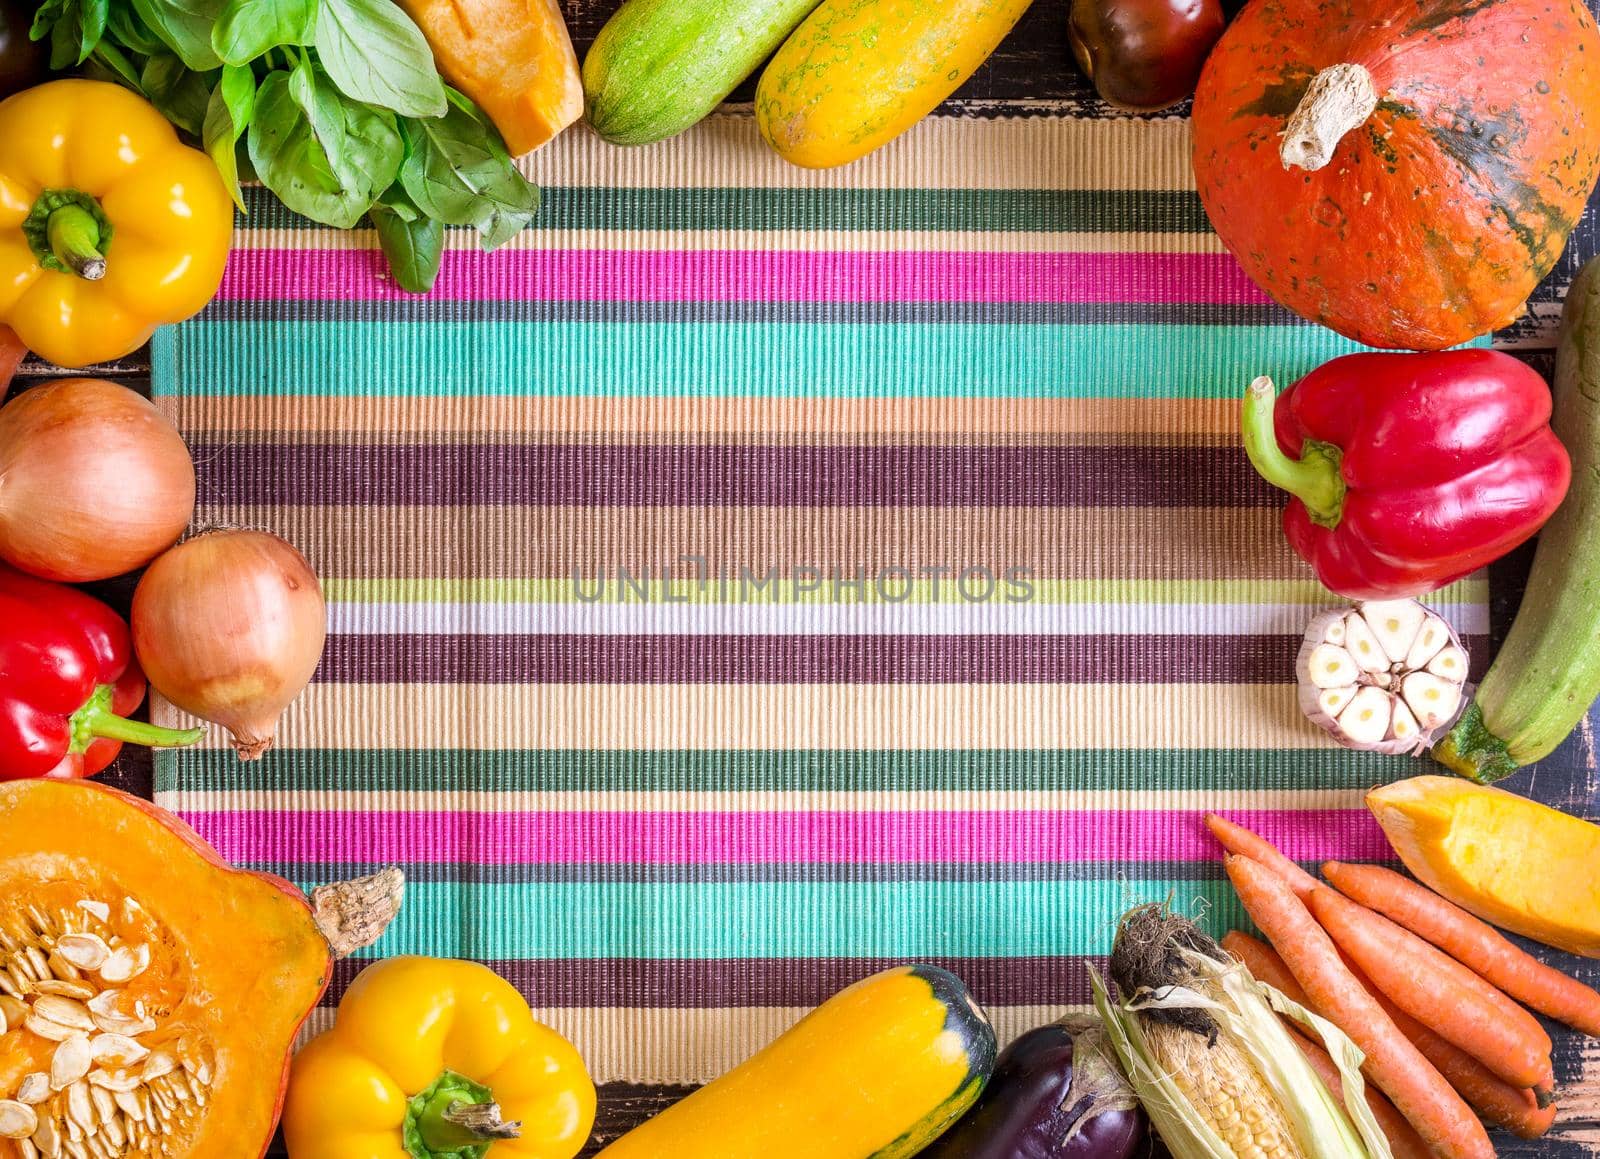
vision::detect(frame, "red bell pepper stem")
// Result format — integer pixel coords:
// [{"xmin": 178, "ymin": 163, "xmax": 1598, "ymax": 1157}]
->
[
  {"xmin": 1242, "ymin": 375, "xmax": 1347, "ymax": 528},
  {"xmin": 71, "ymin": 684, "xmax": 203, "ymax": 750}
]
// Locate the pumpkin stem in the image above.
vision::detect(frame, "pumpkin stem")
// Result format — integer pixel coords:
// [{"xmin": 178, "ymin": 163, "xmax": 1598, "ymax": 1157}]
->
[
  {"xmin": 1280, "ymin": 62, "xmax": 1378, "ymax": 171},
  {"xmin": 1241, "ymin": 376, "xmax": 1346, "ymax": 528},
  {"xmin": 308, "ymin": 867, "xmax": 405, "ymax": 958}
]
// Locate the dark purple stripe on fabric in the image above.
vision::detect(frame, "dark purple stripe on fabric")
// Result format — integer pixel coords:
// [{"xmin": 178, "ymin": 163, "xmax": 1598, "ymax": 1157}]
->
[
  {"xmin": 328, "ymin": 955, "xmax": 1103, "ymax": 1009},
  {"xmin": 191, "ymin": 443, "xmax": 1273, "ymax": 507},
  {"xmin": 316, "ymin": 632, "xmax": 1318, "ymax": 684}
]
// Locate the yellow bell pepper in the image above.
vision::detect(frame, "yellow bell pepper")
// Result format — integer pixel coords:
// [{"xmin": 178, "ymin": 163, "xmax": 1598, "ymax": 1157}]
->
[
  {"xmin": 0, "ymin": 79, "xmax": 232, "ymax": 368},
  {"xmin": 283, "ymin": 957, "xmax": 597, "ymax": 1159}
]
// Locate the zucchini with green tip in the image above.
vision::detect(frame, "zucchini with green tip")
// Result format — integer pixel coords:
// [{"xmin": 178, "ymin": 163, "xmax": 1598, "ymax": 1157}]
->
[
  {"xmin": 594, "ymin": 964, "xmax": 996, "ymax": 1158},
  {"xmin": 583, "ymin": 0, "xmax": 823, "ymax": 147},
  {"xmin": 1433, "ymin": 256, "xmax": 1600, "ymax": 782}
]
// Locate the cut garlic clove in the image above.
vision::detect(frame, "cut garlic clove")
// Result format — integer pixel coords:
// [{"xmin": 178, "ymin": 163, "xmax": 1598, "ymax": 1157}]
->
[
  {"xmin": 1307, "ymin": 644, "xmax": 1360, "ymax": 689},
  {"xmin": 1338, "ymin": 687, "xmax": 1394, "ymax": 745},
  {"xmin": 1427, "ymin": 646, "xmax": 1468, "ymax": 682},
  {"xmin": 1364, "ymin": 599, "xmax": 1427, "ymax": 662},
  {"xmin": 1318, "ymin": 686, "xmax": 1357, "ymax": 717},
  {"xmin": 1405, "ymin": 614, "xmax": 1453, "ymax": 670},
  {"xmin": 1323, "ymin": 616, "xmax": 1346, "ymax": 645},
  {"xmin": 1342, "ymin": 612, "xmax": 1390, "ymax": 673},
  {"xmin": 1390, "ymin": 700, "xmax": 1421, "ymax": 745},
  {"xmin": 1402, "ymin": 671, "xmax": 1463, "ymax": 728}
]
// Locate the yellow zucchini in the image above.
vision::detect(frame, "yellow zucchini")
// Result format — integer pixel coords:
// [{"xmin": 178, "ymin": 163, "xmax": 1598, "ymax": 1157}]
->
[
  {"xmin": 755, "ymin": 0, "xmax": 1035, "ymax": 168},
  {"xmin": 595, "ymin": 965, "xmax": 996, "ymax": 1158}
]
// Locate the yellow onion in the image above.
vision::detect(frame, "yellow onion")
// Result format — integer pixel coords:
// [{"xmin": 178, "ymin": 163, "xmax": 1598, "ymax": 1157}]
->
[
  {"xmin": 0, "ymin": 378, "xmax": 195, "ymax": 581},
  {"xmin": 132, "ymin": 529, "xmax": 326, "ymax": 760}
]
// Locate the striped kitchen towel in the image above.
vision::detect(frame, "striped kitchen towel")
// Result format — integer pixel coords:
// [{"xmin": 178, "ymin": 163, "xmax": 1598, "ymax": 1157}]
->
[{"xmin": 150, "ymin": 111, "xmax": 1487, "ymax": 1082}]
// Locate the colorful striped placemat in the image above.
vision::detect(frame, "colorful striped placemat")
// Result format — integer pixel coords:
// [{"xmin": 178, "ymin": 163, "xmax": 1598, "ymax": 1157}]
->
[{"xmin": 150, "ymin": 110, "xmax": 1488, "ymax": 1083}]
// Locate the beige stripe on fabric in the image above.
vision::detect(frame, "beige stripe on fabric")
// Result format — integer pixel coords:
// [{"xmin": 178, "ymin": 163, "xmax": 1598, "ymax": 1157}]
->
[
  {"xmin": 232, "ymin": 228, "xmax": 1230, "ymax": 254},
  {"xmin": 197, "ymin": 505, "xmax": 1301, "ymax": 581},
  {"xmin": 162, "ymin": 788, "xmax": 1364, "ymax": 813},
  {"xmin": 516, "ymin": 114, "xmax": 1195, "ymax": 192},
  {"xmin": 155, "ymin": 683, "xmax": 1326, "ymax": 751},
  {"xmin": 158, "ymin": 396, "xmax": 1244, "ymax": 441},
  {"xmin": 294, "ymin": 1004, "xmax": 1070, "ymax": 1084}
]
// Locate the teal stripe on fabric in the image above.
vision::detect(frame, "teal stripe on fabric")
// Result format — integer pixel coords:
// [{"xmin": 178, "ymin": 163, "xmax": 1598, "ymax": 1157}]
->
[
  {"xmin": 327, "ymin": 878, "xmax": 1248, "ymax": 960},
  {"xmin": 237, "ymin": 186, "xmax": 1214, "ymax": 234},
  {"xmin": 154, "ymin": 322, "xmax": 1368, "ymax": 398},
  {"xmin": 155, "ymin": 748, "xmax": 1417, "ymax": 794}
]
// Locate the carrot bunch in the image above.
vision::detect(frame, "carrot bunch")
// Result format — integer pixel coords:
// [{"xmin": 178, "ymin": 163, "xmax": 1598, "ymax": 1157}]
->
[{"xmin": 1205, "ymin": 813, "xmax": 1600, "ymax": 1159}]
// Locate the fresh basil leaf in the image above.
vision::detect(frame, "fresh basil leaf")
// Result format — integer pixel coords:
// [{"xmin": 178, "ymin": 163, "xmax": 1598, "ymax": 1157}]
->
[
  {"xmin": 89, "ymin": 39, "xmax": 143, "ymax": 86},
  {"xmin": 313, "ymin": 0, "xmax": 445, "ymax": 118},
  {"xmin": 210, "ymin": 0, "xmax": 314, "ymax": 65},
  {"xmin": 203, "ymin": 64, "xmax": 255, "ymax": 210},
  {"xmin": 140, "ymin": 52, "xmax": 209, "ymax": 134},
  {"xmin": 398, "ymin": 101, "xmax": 538, "ymax": 250},
  {"xmin": 130, "ymin": 0, "xmax": 221, "ymax": 71},
  {"xmin": 47, "ymin": 7, "xmax": 80, "ymax": 67},
  {"xmin": 371, "ymin": 184, "xmax": 443, "ymax": 293},
  {"xmin": 248, "ymin": 64, "xmax": 400, "ymax": 229},
  {"xmin": 30, "ymin": 0, "xmax": 70, "ymax": 41},
  {"xmin": 77, "ymin": 0, "xmax": 108, "ymax": 58},
  {"xmin": 104, "ymin": 0, "xmax": 168, "ymax": 52}
]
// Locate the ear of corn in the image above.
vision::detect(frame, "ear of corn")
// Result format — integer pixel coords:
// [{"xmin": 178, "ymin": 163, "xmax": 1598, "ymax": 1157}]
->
[{"xmin": 1091, "ymin": 953, "xmax": 1388, "ymax": 1159}]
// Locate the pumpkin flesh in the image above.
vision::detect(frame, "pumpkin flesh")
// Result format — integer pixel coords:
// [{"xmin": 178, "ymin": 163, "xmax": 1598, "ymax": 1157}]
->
[
  {"xmin": 1192, "ymin": 0, "xmax": 1600, "ymax": 350},
  {"xmin": 0, "ymin": 779, "xmax": 333, "ymax": 1159}
]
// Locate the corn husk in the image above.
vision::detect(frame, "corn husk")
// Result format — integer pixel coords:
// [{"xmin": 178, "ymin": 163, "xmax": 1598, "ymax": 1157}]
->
[{"xmin": 1092, "ymin": 948, "xmax": 1388, "ymax": 1159}]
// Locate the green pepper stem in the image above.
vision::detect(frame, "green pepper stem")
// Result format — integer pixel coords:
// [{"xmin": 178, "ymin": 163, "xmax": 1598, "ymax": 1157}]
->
[
  {"xmin": 416, "ymin": 1089, "xmax": 521, "ymax": 1151},
  {"xmin": 46, "ymin": 203, "xmax": 107, "ymax": 280},
  {"xmin": 1241, "ymin": 375, "xmax": 1347, "ymax": 528},
  {"xmin": 71, "ymin": 684, "xmax": 204, "ymax": 750}
]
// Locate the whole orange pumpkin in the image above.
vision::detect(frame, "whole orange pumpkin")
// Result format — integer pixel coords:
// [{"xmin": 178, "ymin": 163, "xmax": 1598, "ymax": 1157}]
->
[{"xmin": 1192, "ymin": 0, "xmax": 1600, "ymax": 350}]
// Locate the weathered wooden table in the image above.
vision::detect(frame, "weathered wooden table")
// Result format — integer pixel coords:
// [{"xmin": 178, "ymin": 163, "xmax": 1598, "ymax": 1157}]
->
[{"xmin": 7, "ymin": 1, "xmax": 1600, "ymax": 1151}]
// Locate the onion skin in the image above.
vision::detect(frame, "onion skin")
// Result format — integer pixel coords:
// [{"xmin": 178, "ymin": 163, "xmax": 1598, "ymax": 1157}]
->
[
  {"xmin": 921, "ymin": 1020, "xmax": 1150, "ymax": 1159},
  {"xmin": 132, "ymin": 530, "xmax": 326, "ymax": 761},
  {"xmin": 0, "ymin": 378, "xmax": 195, "ymax": 582}
]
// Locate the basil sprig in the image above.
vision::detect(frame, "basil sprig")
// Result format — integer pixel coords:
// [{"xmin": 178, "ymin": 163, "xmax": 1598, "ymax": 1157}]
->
[{"xmin": 32, "ymin": 0, "xmax": 540, "ymax": 291}]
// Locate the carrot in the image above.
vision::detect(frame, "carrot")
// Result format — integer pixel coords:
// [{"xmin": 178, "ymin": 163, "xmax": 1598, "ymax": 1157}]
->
[
  {"xmin": 1293, "ymin": 1025, "xmax": 1434, "ymax": 1159},
  {"xmin": 1204, "ymin": 813, "xmax": 1320, "ymax": 898},
  {"xmin": 1225, "ymin": 855, "xmax": 1495, "ymax": 1159},
  {"xmin": 1220, "ymin": 932, "xmax": 1434, "ymax": 1159},
  {"xmin": 1325, "ymin": 860, "xmax": 1600, "ymax": 1038},
  {"xmin": 1223, "ymin": 930, "xmax": 1557, "ymax": 1140},
  {"xmin": 1307, "ymin": 885, "xmax": 1554, "ymax": 1092}
]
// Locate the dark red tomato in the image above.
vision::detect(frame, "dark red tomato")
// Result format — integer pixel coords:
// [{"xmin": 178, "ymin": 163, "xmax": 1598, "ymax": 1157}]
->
[
  {"xmin": 1068, "ymin": 0, "xmax": 1227, "ymax": 111},
  {"xmin": 0, "ymin": 0, "xmax": 50, "ymax": 101}
]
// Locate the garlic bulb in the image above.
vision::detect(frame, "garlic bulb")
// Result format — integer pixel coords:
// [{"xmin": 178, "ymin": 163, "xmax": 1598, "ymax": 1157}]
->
[{"xmin": 1298, "ymin": 599, "xmax": 1470, "ymax": 755}]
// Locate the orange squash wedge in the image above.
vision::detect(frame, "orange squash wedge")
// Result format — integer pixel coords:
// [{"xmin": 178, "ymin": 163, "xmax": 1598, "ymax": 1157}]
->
[
  {"xmin": 0, "ymin": 779, "xmax": 403, "ymax": 1158},
  {"xmin": 1368, "ymin": 776, "xmax": 1600, "ymax": 958},
  {"xmin": 398, "ymin": 0, "xmax": 583, "ymax": 156}
]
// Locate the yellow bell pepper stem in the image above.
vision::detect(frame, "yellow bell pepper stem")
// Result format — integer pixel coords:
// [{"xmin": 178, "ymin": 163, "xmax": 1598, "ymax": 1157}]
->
[
  {"xmin": 409, "ymin": 1071, "xmax": 522, "ymax": 1154},
  {"xmin": 43, "ymin": 200, "xmax": 107, "ymax": 280}
]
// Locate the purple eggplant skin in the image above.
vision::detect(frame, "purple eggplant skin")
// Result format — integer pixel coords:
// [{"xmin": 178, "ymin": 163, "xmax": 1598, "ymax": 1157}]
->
[{"xmin": 918, "ymin": 1021, "xmax": 1152, "ymax": 1159}]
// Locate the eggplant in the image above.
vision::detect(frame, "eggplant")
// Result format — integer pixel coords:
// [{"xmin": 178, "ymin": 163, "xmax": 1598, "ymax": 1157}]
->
[
  {"xmin": 1067, "ymin": 0, "xmax": 1226, "ymax": 111},
  {"xmin": 921, "ymin": 1016, "xmax": 1155, "ymax": 1159}
]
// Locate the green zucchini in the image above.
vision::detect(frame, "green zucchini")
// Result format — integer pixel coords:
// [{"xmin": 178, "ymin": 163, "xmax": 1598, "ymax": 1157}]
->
[
  {"xmin": 1433, "ymin": 256, "xmax": 1600, "ymax": 782},
  {"xmin": 583, "ymin": 0, "xmax": 823, "ymax": 147}
]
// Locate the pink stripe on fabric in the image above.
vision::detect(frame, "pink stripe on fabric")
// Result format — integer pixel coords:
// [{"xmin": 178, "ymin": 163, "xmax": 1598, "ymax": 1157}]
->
[
  {"xmin": 216, "ymin": 248, "xmax": 1273, "ymax": 305},
  {"xmin": 179, "ymin": 809, "xmax": 1389, "ymax": 865}
]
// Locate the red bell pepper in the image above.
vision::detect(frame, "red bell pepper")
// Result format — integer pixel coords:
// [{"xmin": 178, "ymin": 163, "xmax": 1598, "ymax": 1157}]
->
[
  {"xmin": 1242, "ymin": 349, "xmax": 1571, "ymax": 600},
  {"xmin": 0, "ymin": 565, "xmax": 202, "ymax": 780}
]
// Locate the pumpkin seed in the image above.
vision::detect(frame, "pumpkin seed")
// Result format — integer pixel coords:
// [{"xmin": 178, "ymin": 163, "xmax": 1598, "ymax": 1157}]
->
[
  {"xmin": 31, "ymin": 1115, "xmax": 60, "ymax": 1159},
  {"xmin": 65, "ymin": 1083, "xmax": 93, "ymax": 1132},
  {"xmin": 33, "ymin": 997, "xmax": 94, "ymax": 1033},
  {"xmin": 86, "ymin": 1086, "xmax": 113, "ymax": 1128},
  {"xmin": 89, "ymin": 1035, "xmax": 147, "ymax": 1068},
  {"xmin": 24, "ymin": 1014, "xmax": 78, "ymax": 1043},
  {"xmin": 17, "ymin": 1136, "xmax": 39, "ymax": 1159},
  {"xmin": 84, "ymin": 1072, "xmax": 139, "ymax": 1095},
  {"xmin": 34, "ymin": 981, "xmax": 95, "ymax": 1002},
  {"xmin": 0, "ymin": 1099, "xmax": 39, "ymax": 1139},
  {"xmin": 17, "ymin": 1075, "xmax": 51, "ymax": 1105},
  {"xmin": 74, "ymin": 903, "xmax": 109, "ymax": 924},
  {"xmin": 95, "ymin": 947, "xmax": 148, "ymax": 986},
  {"xmin": 53, "ymin": 937, "xmax": 109, "ymax": 973},
  {"xmin": 51, "ymin": 1034, "xmax": 92, "ymax": 1090},
  {"xmin": 0, "ymin": 995, "xmax": 26, "ymax": 1025},
  {"xmin": 137, "ymin": 1053, "xmax": 175, "ymax": 1084}
]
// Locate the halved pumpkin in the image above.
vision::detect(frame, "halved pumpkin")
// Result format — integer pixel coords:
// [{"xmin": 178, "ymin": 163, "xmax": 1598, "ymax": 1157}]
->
[{"xmin": 0, "ymin": 779, "xmax": 402, "ymax": 1159}]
